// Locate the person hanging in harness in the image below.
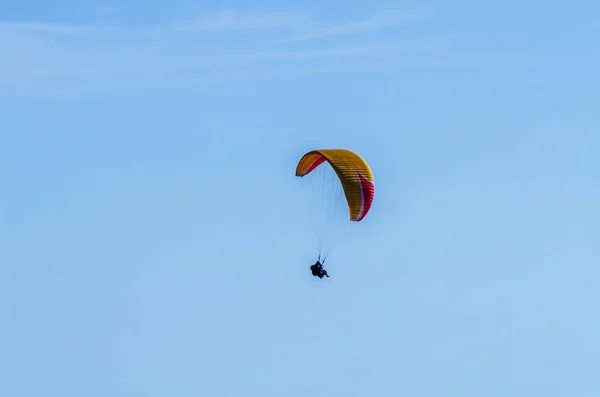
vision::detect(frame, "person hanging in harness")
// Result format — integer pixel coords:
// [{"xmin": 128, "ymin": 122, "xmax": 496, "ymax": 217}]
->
[{"xmin": 310, "ymin": 260, "xmax": 329, "ymax": 279}]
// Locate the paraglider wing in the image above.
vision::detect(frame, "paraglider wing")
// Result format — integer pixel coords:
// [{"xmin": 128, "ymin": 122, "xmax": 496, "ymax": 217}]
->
[{"xmin": 295, "ymin": 149, "xmax": 375, "ymax": 222}]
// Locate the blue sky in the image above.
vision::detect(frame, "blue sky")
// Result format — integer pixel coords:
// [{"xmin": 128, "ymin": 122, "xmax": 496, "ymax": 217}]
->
[{"xmin": 1, "ymin": 1, "xmax": 599, "ymax": 396}]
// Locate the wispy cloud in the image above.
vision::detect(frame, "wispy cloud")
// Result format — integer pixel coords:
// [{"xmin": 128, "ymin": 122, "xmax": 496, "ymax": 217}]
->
[
  {"xmin": 276, "ymin": 11, "xmax": 422, "ymax": 43},
  {"xmin": 172, "ymin": 10, "xmax": 311, "ymax": 31},
  {"xmin": 0, "ymin": 10, "xmax": 424, "ymax": 94},
  {"xmin": 0, "ymin": 22, "xmax": 92, "ymax": 35},
  {"xmin": 0, "ymin": 9, "xmax": 530, "ymax": 100}
]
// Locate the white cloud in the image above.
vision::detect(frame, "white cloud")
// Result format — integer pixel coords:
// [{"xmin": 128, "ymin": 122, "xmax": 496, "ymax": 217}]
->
[
  {"xmin": 0, "ymin": 9, "xmax": 531, "ymax": 99},
  {"xmin": 172, "ymin": 10, "xmax": 311, "ymax": 31},
  {"xmin": 0, "ymin": 10, "xmax": 427, "ymax": 96},
  {"xmin": 0, "ymin": 22, "xmax": 91, "ymax": 35},
  {"xmin": 276, "ymin": 11, "xmax": 422, "ymax": 43}
]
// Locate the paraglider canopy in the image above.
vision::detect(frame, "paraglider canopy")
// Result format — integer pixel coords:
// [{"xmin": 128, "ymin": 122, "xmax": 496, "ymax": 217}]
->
[{"xmin": 295, "ymin": 149, "xmax": 375, "ymax": 222}]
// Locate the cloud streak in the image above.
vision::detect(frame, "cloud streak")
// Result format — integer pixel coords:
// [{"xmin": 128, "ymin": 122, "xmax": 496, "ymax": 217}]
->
[
  {"xmin": 276, "ymin": 11, "xmax": 422, "ymax": 43},
  {"xmin": 0, "ymin": 22, "xmax": 91, "ymax": 35},
  {"xmin": 172, "ymin": 10, "xmax": 311, "ymax": 31},
  {"xmin": 0, "ymin": 10, "xmax": 423, "ymax": 94},
  {"xmin": 0, "ymin": 9, "xmax": 531, "ymax": 99}
]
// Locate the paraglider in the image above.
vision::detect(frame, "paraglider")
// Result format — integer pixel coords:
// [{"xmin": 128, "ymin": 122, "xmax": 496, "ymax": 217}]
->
[
  {"xmin": 310, "ymin": 261, "xmax": 329, "ymax": 279},
  {"xmin": 295, "ymin": 149, "xmax": 375, "ymax": 278}
]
